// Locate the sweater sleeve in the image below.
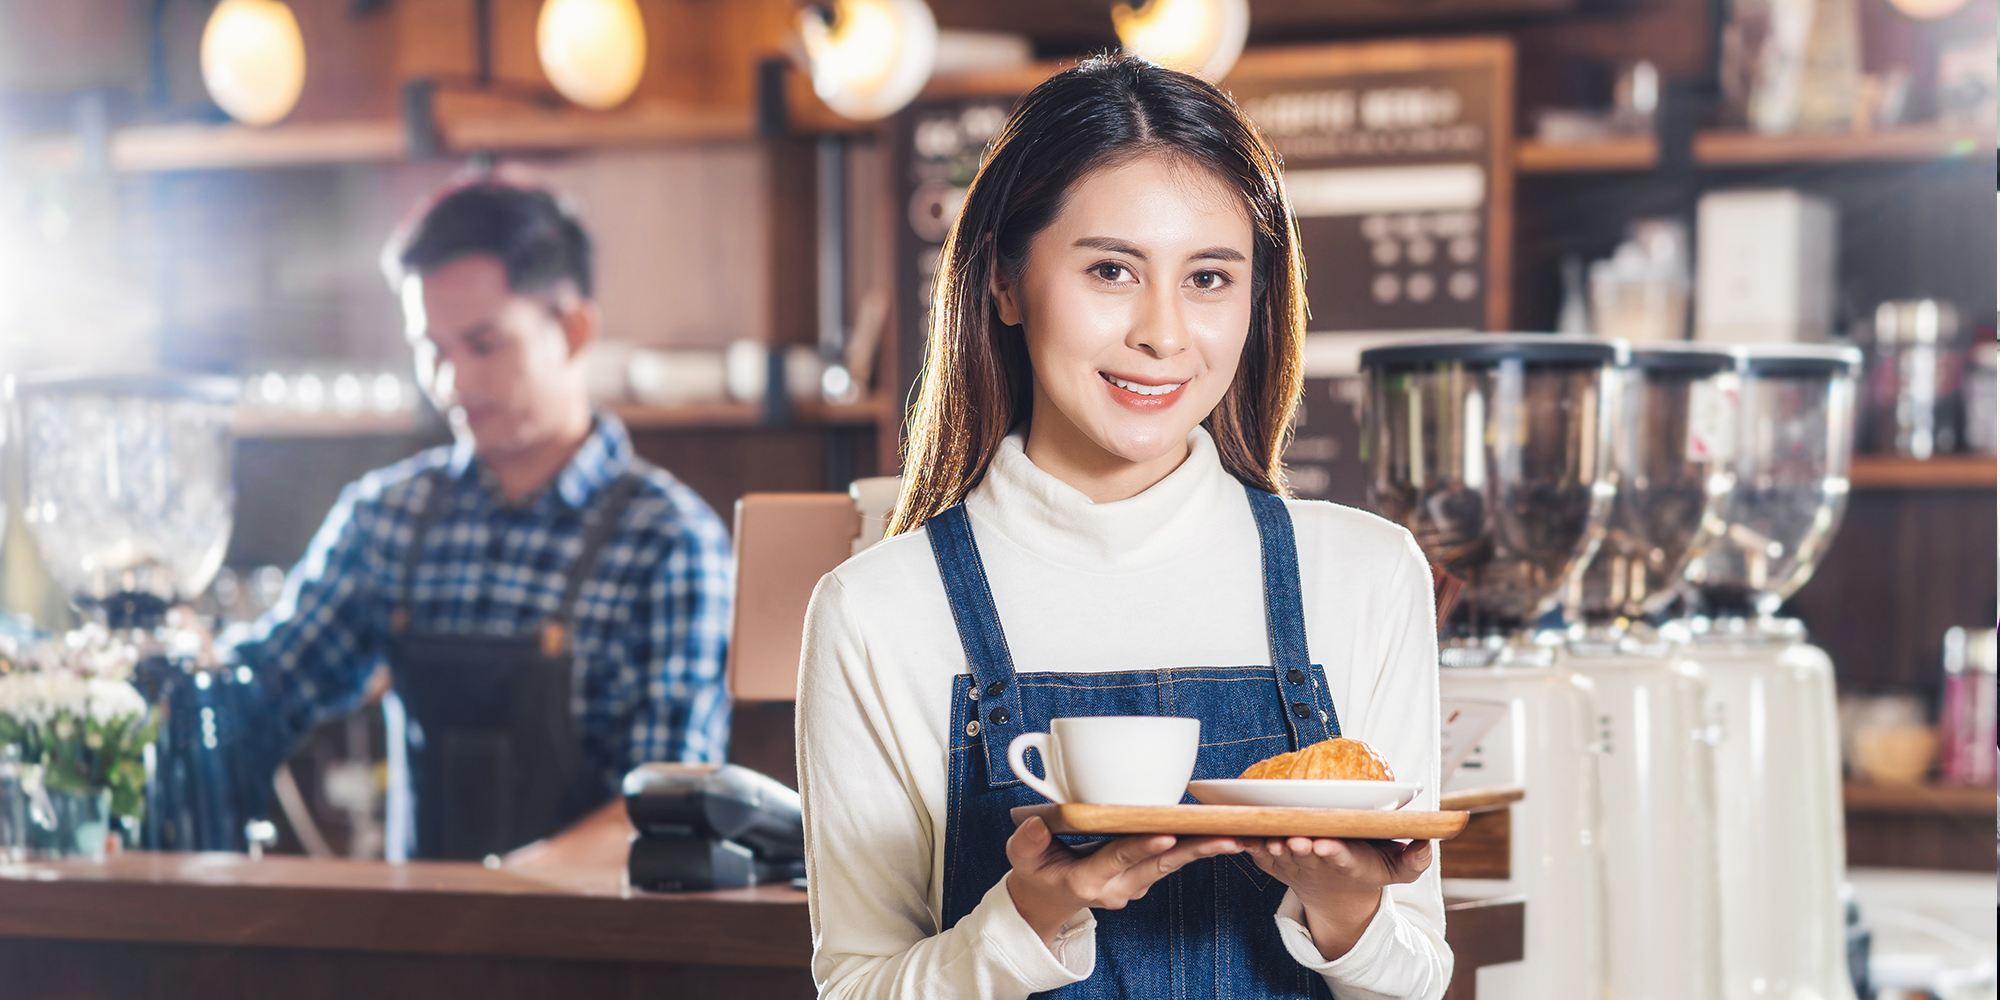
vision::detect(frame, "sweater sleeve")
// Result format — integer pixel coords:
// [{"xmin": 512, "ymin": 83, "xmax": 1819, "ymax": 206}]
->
[
  {"xmin": 1273, "ymin": 529, "xmax": 1453, "ymax": 1000},
  {"xmin": 797, "ymin": 572, "xmax": 1093, "ymax": 1000}
]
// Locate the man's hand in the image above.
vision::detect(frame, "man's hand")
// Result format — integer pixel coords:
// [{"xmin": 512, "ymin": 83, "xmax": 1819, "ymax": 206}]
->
[
  {"xmin": 502, "ymin": 797, "xmax": 633, "ymax": 869},
  {"xmin": 1249, "ymin": 837, "xmax": 1432, "ymax": 961},
  {"xmin": 1004, "ymin": 816, "xmax": 1242, "ymax": 948}
]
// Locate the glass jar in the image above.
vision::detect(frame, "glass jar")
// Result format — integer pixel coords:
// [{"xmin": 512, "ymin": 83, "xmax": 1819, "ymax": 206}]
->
[{"xmin": 1863, "ymin": 299, "xmax": 1964, "ymax": 459}]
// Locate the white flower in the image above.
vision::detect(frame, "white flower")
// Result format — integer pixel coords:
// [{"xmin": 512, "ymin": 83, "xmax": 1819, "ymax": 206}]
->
[{"xmin": 84, "ymin": 676, "xmax": 147, "ymax": 724}]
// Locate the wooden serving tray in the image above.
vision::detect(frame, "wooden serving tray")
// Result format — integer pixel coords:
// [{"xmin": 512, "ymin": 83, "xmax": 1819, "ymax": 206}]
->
[{"xmin": 1009, "ymin": 803, "xmax": 1471, "ymax": 841}]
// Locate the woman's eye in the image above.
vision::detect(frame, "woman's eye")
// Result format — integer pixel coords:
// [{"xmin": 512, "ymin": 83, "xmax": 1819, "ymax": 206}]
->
[
  {"xmin": 1092, "ymin": 263, "xmax": 1133, "ymax": 283},
  {"xmin": 1189, "ymin": 270, "xmax": 1231, "ymax": 291}
]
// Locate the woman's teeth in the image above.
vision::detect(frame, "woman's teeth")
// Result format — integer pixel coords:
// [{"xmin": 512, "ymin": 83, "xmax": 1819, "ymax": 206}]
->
[{"xmin": 1104, "ymin": 374, "xmax": 1185, "ymax": 396}]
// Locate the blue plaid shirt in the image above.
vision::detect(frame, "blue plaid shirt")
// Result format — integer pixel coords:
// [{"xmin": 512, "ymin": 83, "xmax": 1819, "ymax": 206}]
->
[{"xmin": 234, "ymin": 414, "xmax": 733, "ymax": 798}]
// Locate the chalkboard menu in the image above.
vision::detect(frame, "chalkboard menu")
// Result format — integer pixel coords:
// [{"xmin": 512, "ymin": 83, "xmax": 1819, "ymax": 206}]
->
[{"xmin": 1226, "ymin": 38, "xmax": 1515, "ymax": 334}]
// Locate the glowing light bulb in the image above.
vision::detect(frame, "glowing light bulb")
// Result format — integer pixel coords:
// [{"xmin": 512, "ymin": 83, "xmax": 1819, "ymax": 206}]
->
[
  {"xmin": 800, "ymin": 0, "xmax": 939, "ymax": 121},
  {"xmin": 537, "ymin": 0, "xmax": 648, "ymax": 110},
  {"xmin": 200, "ymin": 0, "xmax": 307, "ymax": 127},
  {"xmin": 1111, "ymin": 0, "xmax": 1249, "ymax": 82}
]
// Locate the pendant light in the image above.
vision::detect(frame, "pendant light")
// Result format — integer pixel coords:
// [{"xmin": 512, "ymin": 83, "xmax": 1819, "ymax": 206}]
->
[
  {"xmin": 1111, "ymin": 0, "xmax": 1249, "ymax": 82},
  {"xmin": 200, "ymin": 0, "xmax": 308, "ymax": 127},
  {"xmin": 537, "ymin": 0, "xmax": 648, "ymax": 110},
  {"xmin": 799, "ymin": 0, "xmax": 939, "ymax": 122}
]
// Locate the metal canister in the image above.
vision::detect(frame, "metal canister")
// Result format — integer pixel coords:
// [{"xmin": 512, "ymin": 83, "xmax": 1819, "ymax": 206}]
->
[{"xmin": 1864, "ymin": 300, "xmax": 1964, "ymax": 459}]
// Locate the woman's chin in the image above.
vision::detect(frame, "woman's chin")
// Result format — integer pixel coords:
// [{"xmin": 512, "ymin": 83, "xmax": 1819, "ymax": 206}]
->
[{"xmin": 1089, "ymin": 422, "xmax": 1197, "ymax": 468}]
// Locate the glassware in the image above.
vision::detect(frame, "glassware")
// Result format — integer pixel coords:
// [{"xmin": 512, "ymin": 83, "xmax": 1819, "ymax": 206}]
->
[
  {"xmin": 0, "ymin": 746, "xmax": 54, "ymax": 863},
  {"xmin": 1863, "ymin": 300, "xmax": 1964, "ymax": 460},
  {"xmin": 14, "ymin": 374, "xmax": 237, "ymax": 627},
  {"xmin": 1366, "ymin": 335, "xmax": 1620, "ymax": 636},
  {"xmin": 1685, "ymin": 345, "xmax": 1860, "ymax": 617},
  {"xmin": 31, "ymin": 787, "xmax": 112, "ymax": 861},
  {"xmin": 1565, "ymin": 345, "xmax": 1737, "ymax": 626}
]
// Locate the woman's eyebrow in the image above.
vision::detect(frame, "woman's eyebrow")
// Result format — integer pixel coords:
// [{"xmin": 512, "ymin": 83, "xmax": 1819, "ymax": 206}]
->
[
  {"xmin": 1187, "ymin": 246, "xmax": 1247, "ymax": 263},
  {"xmin": 1070, "ymin": 237, "xmax": 1247, "ymax": 264},
  {"xmin": 1073, "ymin": 236, "xmax": 1147, "ymax": 259}
]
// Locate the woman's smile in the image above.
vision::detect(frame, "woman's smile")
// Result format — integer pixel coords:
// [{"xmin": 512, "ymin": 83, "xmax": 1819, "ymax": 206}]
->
[{"xmin": 1100, "ymin": 370, "xmax": 1190, "ymax": 409}]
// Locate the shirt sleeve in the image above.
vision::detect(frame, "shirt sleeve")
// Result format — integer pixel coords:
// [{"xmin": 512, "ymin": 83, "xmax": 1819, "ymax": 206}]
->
[
  {"xmin": 1275, "ymin": 531, "xmax": 1453, "ymax": 1000},
  {"xmin": 231, "ymin": 478, "xmax": 393, "ymax": 770},
  {"xmin": 617, "ymin": 503, "xmax": 733, "ymax": 780},
  {"xmin": 798, "ymin": 573, "xmax": 1091, "ymax": 1000}
]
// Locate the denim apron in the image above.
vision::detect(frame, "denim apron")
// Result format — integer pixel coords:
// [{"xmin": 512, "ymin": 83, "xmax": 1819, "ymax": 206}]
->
[{"xmin": 932, "ymin": 486, "xmax": 1342, "ymax": 999}]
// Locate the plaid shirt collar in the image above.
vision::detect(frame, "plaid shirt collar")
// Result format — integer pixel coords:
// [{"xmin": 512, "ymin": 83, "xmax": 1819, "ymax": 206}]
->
[{"xmin": 444, "ymin": 411, "xmax": 636, "ymax": 510}]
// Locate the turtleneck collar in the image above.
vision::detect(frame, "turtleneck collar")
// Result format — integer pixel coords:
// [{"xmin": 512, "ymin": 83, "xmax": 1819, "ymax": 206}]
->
[{"xmin": 963, "ymin": 426, "xmax": 1245, "ymax": 573}]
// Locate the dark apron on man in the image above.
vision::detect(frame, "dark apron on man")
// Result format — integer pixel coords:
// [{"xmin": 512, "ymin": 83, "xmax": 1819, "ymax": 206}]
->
[{"xmin": 383, "ymin": 467, "xmax": 646, "ymax": 860}]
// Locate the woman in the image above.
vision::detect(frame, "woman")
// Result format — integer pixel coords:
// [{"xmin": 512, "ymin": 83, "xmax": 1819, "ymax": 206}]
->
[{"xmin": 797, "ymin": 56, "xmax": 1448, "ymax": 999}]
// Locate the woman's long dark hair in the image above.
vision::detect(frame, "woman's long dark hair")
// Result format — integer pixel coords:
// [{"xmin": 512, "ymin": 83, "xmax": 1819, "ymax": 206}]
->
[{"xmin": 887, "ymin": 54, "xmax": 1309, "ymax": 537}]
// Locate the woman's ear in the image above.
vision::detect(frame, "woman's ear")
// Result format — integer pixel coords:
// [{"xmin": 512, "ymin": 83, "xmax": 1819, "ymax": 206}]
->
[{"xmin": 989, "ymin": 258, "xmax": 1024, "ymax": 328}]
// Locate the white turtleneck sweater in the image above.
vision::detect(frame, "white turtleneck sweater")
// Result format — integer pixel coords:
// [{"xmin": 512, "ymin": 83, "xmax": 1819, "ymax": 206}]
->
[{"xmin": 796, "ymin": 428, "xmax": 1450, "ymax": 1000}]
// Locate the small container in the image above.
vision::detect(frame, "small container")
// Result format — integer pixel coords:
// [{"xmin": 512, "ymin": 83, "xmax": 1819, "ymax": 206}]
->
[
  {"xmin": 1864, "ymin": 300, "xmax": 1964, "ymax": 459},
  {"xmin": 1938, "ymin": 626, "xmax": 1997, "ymax": 786},
  {"xmin": 1963, "ymin": 339, "xmax": 1995, "ymax": 454}
]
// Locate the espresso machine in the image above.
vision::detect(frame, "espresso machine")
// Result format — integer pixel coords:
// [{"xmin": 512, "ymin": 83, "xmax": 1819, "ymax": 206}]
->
[
  {"xmin": 13, "ymin": 374, "xmax": 266, "ymax": 850},
  {"xmin": 1680, "ymin": 344, "xmax": 1861, "ymax": 1000},
  {"xmin": 1559, "ymin": 344, "xmax": 1736, "ymax": 1000},
  {"xmin": 1362, "ymin": 335, "xmax": 1620, "ymax": 1000}
]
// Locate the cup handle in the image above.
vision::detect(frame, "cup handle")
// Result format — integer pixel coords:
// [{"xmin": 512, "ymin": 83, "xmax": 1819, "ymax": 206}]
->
[{"xmin": 1008, "ymin": 732, "xmax": 1066, "ymax": 803}]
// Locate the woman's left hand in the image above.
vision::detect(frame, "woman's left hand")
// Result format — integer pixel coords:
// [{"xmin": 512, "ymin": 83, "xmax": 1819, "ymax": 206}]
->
[{"xmin": 1248, "ymin": 837, "xmax": 1433, "ymax": 961}]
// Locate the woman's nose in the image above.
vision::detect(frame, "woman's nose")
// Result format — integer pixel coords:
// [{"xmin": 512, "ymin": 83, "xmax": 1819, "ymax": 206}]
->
[{"xmin": 1127, "ymin": 282, "xmax": 1190, "ymax": 359}]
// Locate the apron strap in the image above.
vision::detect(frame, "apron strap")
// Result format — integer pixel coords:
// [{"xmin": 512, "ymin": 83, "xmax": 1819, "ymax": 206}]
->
[
  {"xmin": 392, "ymin": 469, "xmax": 453, "ymax": 635},
  {"xmin": 1243, "ymin": 487, "xmax": 1338, "ymax": 746},
  {"xmin": 924, "ymin": 503, "xmax": 1027, "ymax": 789},
  {"xmin": 545, "ymin": 471, "xmax": 649, "ymax": 655}
]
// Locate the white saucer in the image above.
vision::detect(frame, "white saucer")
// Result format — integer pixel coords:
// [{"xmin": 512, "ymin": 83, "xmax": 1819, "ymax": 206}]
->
[{"xmin": 1186, "ymin": 779, "xmax": 1422, "ymax": 811}]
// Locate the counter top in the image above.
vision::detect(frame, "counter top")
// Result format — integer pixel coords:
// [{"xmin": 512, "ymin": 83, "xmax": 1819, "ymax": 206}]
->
[
  {"xmin": 0, "ymin": 853, "xmax": 1522, "ymax": 1000},
  {"xmin": 0, "ymin": 853, "xmax": 809, "ymax": 967}
]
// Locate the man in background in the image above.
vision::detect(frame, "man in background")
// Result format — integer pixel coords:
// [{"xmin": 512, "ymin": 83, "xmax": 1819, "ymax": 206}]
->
[{"xmin": 236, "ymin": 180, "xmax": 732, "ymax": 865}]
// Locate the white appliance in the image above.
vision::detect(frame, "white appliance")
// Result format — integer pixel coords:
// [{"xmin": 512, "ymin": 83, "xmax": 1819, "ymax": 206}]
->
[
  {"xmin": 1682, "ymin": 343, "xmax": 1863, "ymax": 1000},
  {"xmin": 1560, "ymin": 344, "xmax": 1737, "ymax": 1000},
  {"xmin": 1362, "ymin": 335, "xmax": 1621, "ymax": 1000},
  {"xmin": 1695, "ymin": 189, "xmax": 1837, "ymax": 344}
]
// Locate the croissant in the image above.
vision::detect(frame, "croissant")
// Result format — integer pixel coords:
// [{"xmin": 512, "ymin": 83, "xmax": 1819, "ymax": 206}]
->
[{"xmin": 1239, "ymin": 737, "xmax": 1394, "ymax": 781}]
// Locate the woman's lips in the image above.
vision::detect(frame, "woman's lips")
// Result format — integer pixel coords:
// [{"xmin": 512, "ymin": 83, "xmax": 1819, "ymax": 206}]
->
[{"xmin": 1100, "ymin": 371, "xmax": 1188, "ymax": 411}]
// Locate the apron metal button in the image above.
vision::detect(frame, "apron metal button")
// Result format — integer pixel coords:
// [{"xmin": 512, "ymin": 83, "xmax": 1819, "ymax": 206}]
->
[
  {"xmin": 1292, "ymin": 702, "xmax": 1311, "ymax": 718},
  {"xmin": 1286, "ymin": 668, "xmax": 1305, "ymax": 684},
  {"xmin": 966, "ymin": 720, "xmax": 981, "ymax": 737},
  {"xmin": 988, "ymin": 707, "xmax": 1009, "ymax": 725},
  {"xmin": 968, "ymin": 686, "xmax": 980, "ymax": 701}
]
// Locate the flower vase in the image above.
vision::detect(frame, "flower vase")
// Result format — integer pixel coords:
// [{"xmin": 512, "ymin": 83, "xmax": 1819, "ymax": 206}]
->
[{"xmin": 31, "ymin": 787, "xmax": 112, "ymax": 861}]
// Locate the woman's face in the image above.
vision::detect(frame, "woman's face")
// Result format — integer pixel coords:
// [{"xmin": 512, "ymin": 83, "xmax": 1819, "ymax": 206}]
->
[{"xmin": 994, "ymin": 154, "xmax": 1256, "ymax": 492}]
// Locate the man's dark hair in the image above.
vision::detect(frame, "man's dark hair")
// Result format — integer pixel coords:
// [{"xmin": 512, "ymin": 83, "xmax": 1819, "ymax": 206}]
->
[{"xmin": 385, "ymin": 181, "xmax": 594, "ymax": 298}]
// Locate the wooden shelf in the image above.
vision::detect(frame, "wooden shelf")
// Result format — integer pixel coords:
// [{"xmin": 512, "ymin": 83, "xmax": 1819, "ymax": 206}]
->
[
  {"xmin": 1516, "ymin": 135, "xmax": 1659, "ymax": 173},
  {"xmin": 612, "ymin": 398, "xmax": 881, "ymax": 430},
  {"xmin": 1844, "ymin": 781, "xmax": 1996, "ymax": 817},
  {"xmin": 15, "ymin": 120, "xmax": 406, "ymax": 174},
  {"xmin": 442, "ymin": 105, "xmax": 753, "ymax": 153},
  {"xmin": 8, "ymin": 103, "xmax": 753, "ymax": 176},
  {"xmin": 234, "ymin": 409, "xmax": 425, "ymax": 439},
  {"xmin": 1849, "ymin": 454, "xmax": 1996, "ymax": 491},
  {"xmin": 1693, "ymin": 125, "xmax": 1994, "ymax": 167}
]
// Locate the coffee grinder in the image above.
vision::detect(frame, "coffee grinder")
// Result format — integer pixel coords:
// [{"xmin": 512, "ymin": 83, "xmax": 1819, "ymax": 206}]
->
[
  {"xmin": 13, "ymin": 374, "xmax": 265, "ymax": 850},
  {"xmin": 1362, "ymin": 335, "xmax": 1620, "ymax": 1000},
  {"xmin": 1559, "ymin": 344, "xmax": 1737, "ymax": 1000},
  {"xmin": 1681, "ymin": 344, "xmax": 1862, "ymax": 1000}
]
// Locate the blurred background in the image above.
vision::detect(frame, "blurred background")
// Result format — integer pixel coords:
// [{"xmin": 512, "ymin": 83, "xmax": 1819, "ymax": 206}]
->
[{"xmin": 0, "ymin": 0, "xmax": 1990, "ymax": 997}]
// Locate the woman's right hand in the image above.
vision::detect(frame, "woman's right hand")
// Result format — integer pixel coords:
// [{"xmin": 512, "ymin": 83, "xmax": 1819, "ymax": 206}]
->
[{"xmin": 1003, "ymin": 815, "xmax": 1242, "ymax": 947}]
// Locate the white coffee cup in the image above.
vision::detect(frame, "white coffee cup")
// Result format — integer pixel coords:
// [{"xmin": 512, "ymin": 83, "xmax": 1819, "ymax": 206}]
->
[{"xmin": 1007, "ymin": 716, "xmax": 1201, "ymax": 806}]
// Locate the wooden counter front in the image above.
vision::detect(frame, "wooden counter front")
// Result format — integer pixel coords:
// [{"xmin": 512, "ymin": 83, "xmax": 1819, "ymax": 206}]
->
[
  {"xmin": 0, "ymin": 853, "xmax": 1522, "ymax": 999},
  {"xmin": 0, "ymin": 853, "xmax": 815, "ymax": 999}
]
